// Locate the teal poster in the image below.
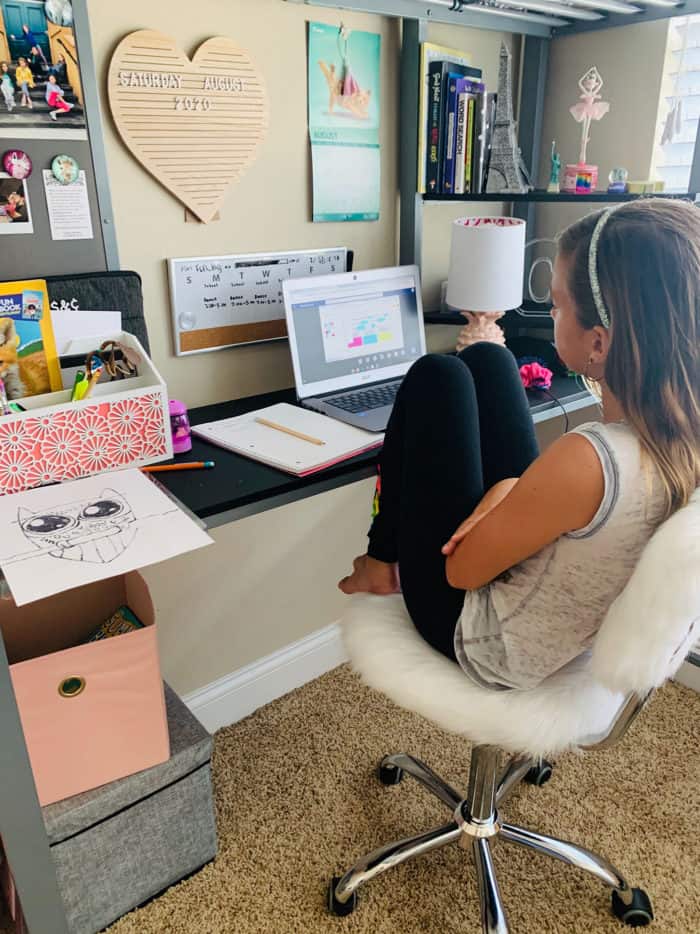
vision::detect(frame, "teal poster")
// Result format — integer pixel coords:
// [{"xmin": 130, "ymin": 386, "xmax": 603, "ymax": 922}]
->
[{"xmin": 307, "ymin": 23, "xmax": 381, "ymax": 222}]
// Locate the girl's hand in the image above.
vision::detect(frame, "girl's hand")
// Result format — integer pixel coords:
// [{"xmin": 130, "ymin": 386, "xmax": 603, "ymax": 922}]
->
[
  {"xmin": 442, "ymin": 516, "xmax": 479, "ymax": 556},
  {"xmin": 441, "ymin": 478, "xmax": 519, "ymax": 556}
]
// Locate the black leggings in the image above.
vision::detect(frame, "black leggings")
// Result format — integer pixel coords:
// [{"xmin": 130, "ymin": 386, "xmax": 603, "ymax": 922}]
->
[{"xmin": 367, "ymin": 343, "xmax": 539, "ymax": 661}]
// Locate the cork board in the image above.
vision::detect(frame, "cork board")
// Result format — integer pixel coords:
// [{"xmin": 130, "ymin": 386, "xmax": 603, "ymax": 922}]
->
[
  {"xmin": 107, "ymin": 30, "xmax": 268, "ymax": 223},
  {"xmin": 168, "ymin": 248, "xmax": 349, "ymax": 355}
]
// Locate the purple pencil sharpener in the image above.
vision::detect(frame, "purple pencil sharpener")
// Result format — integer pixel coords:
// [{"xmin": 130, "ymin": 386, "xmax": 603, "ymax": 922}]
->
[{"xmin": 169, "ymin": 399, "xmax": 192, "ymax": 454}]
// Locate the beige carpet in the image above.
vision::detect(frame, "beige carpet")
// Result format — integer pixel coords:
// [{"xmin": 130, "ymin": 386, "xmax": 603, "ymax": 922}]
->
[{"xmin": 3, "ymin": 668, "xmax": 700, "ymax": 933}]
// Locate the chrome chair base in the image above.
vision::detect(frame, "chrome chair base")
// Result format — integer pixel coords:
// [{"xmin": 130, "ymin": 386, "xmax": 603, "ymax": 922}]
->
[{"xmin": 328, "ymin": 745, "xmax": 653, "ymax": 932}]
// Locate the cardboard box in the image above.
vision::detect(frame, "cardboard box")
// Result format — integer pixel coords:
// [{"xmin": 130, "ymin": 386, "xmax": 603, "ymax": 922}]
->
[
  {"xmin": 0, "ymin": 572, "xmax": 169, "ymax": 806},
  {"xmin": 0, "ymin": 332, "xmax": 171, "ymax": 496}
]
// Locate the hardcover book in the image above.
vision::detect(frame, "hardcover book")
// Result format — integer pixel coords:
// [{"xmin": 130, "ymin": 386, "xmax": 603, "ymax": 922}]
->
[{"xmin": 0, "ymin": 280, "xmax": 61, "ymax": 400}]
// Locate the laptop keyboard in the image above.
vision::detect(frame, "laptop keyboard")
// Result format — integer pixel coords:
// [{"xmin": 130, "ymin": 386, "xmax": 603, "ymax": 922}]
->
[{"xmin": 326, "ymin": 382, "xmax": 400, "ymax": 414}]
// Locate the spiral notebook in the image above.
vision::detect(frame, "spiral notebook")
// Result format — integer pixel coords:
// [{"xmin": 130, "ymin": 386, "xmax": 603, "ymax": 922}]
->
[{"xmin": 192, "ymin": 403, "xmax": 383, "ymax": 476}]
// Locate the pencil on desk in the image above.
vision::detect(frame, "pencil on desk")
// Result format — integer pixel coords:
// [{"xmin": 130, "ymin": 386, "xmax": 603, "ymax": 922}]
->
[
  {"xmin": 142, "ymin": 461, "xmax": 215, "ymax": 473},
  {"xmin": 254, "ymin": 417, "xmax": 326, "ymax": 446}
]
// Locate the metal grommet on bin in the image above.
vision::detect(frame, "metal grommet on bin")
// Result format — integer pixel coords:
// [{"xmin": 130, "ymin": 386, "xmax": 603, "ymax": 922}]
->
[{"xmin": 58, "ymin": 676, "xmax": 86, "ymax": 698}]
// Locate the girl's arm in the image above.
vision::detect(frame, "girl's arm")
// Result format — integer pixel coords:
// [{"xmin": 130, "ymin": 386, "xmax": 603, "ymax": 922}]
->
[
  {"xmin": 445, "ymin": 432, "xmax": 605, "ymax": 591},
  {"xmin": 442, "ymin": 478, "xmax": 519, "ymax": 556}
]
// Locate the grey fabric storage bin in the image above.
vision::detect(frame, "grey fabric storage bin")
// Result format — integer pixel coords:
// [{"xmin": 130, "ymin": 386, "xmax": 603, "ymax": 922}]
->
[{"xmin": 42, "ymin": 683, "xmax": 217, "ymax": 934}]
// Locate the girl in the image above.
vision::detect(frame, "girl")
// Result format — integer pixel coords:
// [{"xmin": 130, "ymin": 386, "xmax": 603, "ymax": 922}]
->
[
  {"xmin": 49, "ymin": 54, "xmax": 67, "ymax": 84},
  {"xmin": 11, "ymin": 24, "xmax": 42, "ymax": 56},
  {"xmin": 339, "ymin": 199, "xmax": 700, "ymax": 690},
  {"xmin": 14, "ymin": 57, "xmax": 33, "ymax": 109},
  {"xmin": 29, "ymin": 44, "xmax": 48, "ymax": 78},
  {"xmin": 45, "ymin": 74, "xmax": 73, "ymax": 120},
  {"xmin": 0, "ymin": 62, "xmax": 14, "ymax": 112}
]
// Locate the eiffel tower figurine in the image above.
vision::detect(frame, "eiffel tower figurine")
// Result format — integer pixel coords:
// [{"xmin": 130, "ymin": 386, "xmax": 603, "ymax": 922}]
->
[{"xmin": 486, "ymin": 42, "xmax": 531, "ymax": 194}]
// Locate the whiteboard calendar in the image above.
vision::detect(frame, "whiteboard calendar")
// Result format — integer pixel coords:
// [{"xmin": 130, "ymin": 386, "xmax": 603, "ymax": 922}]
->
[{"xmin": 168, "ymin": 247, "xmax": 349, "ymax": 355}]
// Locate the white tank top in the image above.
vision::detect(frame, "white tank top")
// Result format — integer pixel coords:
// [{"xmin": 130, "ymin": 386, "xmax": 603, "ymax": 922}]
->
[{"xmin": 454, "ymin": 421, "xmax": 665, "ymax": 691}]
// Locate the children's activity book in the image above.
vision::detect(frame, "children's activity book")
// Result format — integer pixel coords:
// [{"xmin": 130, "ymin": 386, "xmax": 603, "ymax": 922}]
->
[{"xmin": 0, "ymin": 279, "xmax": 61, "ymax": 398}]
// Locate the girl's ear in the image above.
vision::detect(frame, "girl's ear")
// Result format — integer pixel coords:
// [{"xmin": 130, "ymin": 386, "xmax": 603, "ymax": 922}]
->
[{"xmin": 590, "ymin": 324, "xmax": 611, "ymax": 364}]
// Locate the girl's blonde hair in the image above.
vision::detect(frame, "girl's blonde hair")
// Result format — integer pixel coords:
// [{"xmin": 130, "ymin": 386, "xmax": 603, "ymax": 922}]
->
[{"xmin": 558, "ymin": 198, "xmax": 700, "ymax": 519}]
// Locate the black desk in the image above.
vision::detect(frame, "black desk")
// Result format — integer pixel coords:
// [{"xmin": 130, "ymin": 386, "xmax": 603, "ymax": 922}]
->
[{"xmin": 158, "ymin": 380, "xmax": 593, "ymax": 528}]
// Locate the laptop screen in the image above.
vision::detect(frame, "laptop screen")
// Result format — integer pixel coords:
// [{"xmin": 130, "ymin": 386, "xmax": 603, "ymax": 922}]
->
[{"xmin": 283, "ymin": 266, "xmax": 426, "ymax": 399}]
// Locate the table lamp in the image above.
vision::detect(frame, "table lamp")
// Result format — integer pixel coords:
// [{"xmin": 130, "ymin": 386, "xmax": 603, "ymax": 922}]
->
[{"xmin": 446, "ymin": 217, "xmax": 526, "ymax": 352}]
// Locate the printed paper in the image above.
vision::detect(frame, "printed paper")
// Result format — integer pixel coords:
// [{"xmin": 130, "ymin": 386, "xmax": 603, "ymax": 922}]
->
[
  {"xmin": 43, "ymin": 169, "xmax": 93, "ymax": 240},
  {"xmin": 0, "ymin": 469, "xmax": 212, "ymax": 605}
]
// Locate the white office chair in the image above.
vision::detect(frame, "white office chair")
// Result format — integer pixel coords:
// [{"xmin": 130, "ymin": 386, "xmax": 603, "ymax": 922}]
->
[{"xmin": 328, "ymin": 491, "xmax": 700, "ymax": 932}]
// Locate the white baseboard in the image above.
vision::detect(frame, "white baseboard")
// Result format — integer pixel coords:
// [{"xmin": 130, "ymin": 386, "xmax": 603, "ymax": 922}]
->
[
  {"xmin": 183, "ymin": 623, "xmax": 347, "ymax": 732},
  {"xmin": 674, "ymin": 657, "xmax": 700, "ymax": 693}
]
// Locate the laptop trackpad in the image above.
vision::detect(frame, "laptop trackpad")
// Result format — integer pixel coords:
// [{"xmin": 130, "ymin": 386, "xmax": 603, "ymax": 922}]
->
[{"xmin": 314, "ymin": 400, "xmax": 389, "ymax": 433}]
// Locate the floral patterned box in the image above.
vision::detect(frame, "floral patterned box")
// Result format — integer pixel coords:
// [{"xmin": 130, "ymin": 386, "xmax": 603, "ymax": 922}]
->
[{"xmin": 0, "ymin": 333, "xmax": 171, "ymax": 495}]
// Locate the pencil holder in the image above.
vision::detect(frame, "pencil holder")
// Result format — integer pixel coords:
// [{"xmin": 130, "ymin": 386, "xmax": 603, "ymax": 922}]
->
[{"xmin": 0, "ymin": 332, "xmax": 172, "ymax": 496}]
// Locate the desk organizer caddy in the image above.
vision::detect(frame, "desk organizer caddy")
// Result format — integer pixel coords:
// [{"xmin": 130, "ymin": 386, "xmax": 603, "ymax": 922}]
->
[
  {"xmin": 1, "ymin": 683, "xmax": 217, "ymax": 934},
  {"xmin": 0, "ymin": 331, "xmax": 171, "ymax": 496},
  {"xmin": 0, "ymin": 572, "xmax": 170, "ymax": 806}
]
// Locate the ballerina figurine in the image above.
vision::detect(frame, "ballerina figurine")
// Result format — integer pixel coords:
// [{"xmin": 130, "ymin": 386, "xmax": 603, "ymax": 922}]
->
[{"xmin": 569, "ymin": 67, "xmax": 610, "ymax": 166}]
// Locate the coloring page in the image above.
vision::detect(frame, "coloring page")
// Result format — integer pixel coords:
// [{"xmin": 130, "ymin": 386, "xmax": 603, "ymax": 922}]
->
[{"xmin": 0, "ymin": 468, "xmax": 212, "ymax": 605}]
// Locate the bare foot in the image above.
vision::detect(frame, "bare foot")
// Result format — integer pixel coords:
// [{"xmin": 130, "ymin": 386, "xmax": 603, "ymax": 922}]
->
[{"xmin": 338, "ymin": 554, "xmax": 401, "ymax": 595}]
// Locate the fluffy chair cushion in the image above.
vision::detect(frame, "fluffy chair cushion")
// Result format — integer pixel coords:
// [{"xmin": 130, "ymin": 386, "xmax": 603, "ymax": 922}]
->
[
  {"xmin": 341, "ymin": 493, "xmax": 699, "ymax": 759},
  {"xmin": 591, "ymin": 490, "xmax": 700, "ymax": 694},
  {"xmin": 342, "ymin": 594, "xmax": 625, "ymax": 759}
]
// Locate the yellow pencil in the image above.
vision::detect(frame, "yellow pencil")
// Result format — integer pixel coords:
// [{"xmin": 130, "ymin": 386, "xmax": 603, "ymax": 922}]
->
[
  {"xmin": 254, "ymin": 417, "xmax": 325, "ymax": 446},
  {"xmin": 81, "ymin": 368, "xmax": 103, "ymax": 401}
]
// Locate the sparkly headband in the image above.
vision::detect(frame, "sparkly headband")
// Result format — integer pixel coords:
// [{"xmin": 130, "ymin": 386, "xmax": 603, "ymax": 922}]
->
[{"xmin": 588, "ymin": 204, "xmax": 623, "ymax": 329}]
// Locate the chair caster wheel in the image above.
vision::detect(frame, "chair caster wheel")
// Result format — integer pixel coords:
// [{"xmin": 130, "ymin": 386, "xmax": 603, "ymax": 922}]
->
[
  {"xmin": 524, "ymin": 760, "xmax": 553, "ymax": 786},
  {"xmin": 328, "ymin": 877, "xmax": 357, "ymax": 917},
  {"xmin": 378, "ymin": 761, "xmax": 403, "ymax": 785},
  {"xmin": 611, "ymin": 888, "xmax": 654, "ymax": 927}
]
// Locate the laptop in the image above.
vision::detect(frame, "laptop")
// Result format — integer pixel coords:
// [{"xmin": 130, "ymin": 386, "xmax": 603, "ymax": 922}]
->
[{"xmin": 282, "ymin": 265, "xmax": 427, "ymax": 432}]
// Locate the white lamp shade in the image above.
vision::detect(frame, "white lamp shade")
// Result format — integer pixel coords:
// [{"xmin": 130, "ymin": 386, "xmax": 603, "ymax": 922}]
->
[{"xmin": 446, "ymin": 217, "xmax": 526, "ymax": 312}]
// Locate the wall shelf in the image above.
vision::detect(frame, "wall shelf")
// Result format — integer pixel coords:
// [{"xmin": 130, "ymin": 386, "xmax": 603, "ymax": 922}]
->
[{"xmin": 423, "ymin": 190, "xmax": 698, "ymax": 204}]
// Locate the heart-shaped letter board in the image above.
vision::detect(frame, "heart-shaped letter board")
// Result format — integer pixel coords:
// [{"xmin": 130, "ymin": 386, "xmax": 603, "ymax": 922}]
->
[{"xmin": 108, "ymin": 30, "xmax": 268, "ymax": 223}]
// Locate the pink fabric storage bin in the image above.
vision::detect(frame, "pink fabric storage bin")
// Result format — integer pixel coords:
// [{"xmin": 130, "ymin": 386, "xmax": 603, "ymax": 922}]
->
[{"xmin": 0, "ymin": 572, "xmax": 170, "ymax": 806}]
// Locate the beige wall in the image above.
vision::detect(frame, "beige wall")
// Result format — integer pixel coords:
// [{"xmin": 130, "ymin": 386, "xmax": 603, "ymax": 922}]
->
[
  {"xmin": 143, "ymin": 477, "xmax": 377, "ymax": 694},
  {"xmin": 83, "ymin": 3, "xmax": 631, "ymax": 696},
  {"xmin": 536, "ymin": 20, "xmax": 669, "ymax": 241},
  {"xmin": 86, "ymin": 0, "xmax": 403, "ymax": 695},
  {"xmin": 88, "ymin": 0, "xmax": 400, "ymax": 409}
]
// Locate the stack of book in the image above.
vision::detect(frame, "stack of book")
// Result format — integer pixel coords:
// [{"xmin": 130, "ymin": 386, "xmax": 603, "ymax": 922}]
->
[{"xmin": 417, "ymin": 43, "xmax": 497, "ymax": 197}]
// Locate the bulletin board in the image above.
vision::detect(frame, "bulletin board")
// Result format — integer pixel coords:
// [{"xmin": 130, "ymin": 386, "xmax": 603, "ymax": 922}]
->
[
  {"xmin": 0, "ymin": 0, "xmax": 116, "ymax": 282},
  {"xmin": 168, "ymin": 248, "xmax": 350, "ymax": 355}
]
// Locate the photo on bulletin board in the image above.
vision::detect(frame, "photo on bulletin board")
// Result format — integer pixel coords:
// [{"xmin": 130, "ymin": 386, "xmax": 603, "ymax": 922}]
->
[
  {"xmin": 0, "ymin": 172, "xmax": 33, "ymax": 233},
  {"xmin": 0, "ymin": 0, "xmax": 86, "ymax": 139}
]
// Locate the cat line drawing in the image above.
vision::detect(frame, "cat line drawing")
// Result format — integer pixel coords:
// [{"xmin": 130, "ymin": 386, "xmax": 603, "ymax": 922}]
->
[{"xmin": 18, "ymin": 489, "xmax": 137, "ymax": 563}]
